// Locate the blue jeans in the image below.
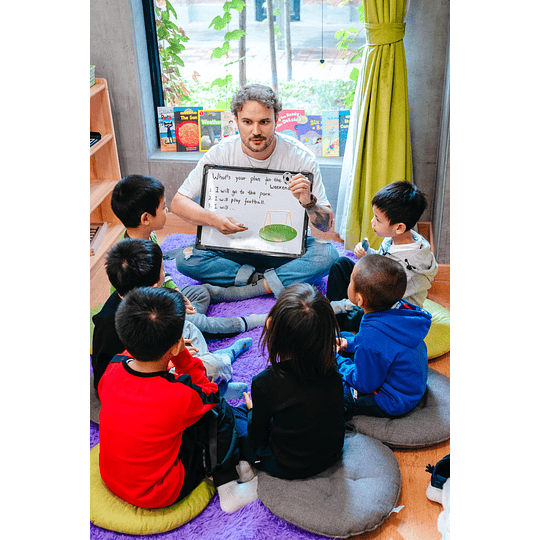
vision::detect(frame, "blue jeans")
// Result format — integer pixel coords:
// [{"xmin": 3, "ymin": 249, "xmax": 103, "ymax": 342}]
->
[
  {"xmin": 342, "ymin": 383, "xmax": 388, "ymax": 418},
  {"xmin": 173, "ymin": 236, "xmax": 340, "ymax": 297}
]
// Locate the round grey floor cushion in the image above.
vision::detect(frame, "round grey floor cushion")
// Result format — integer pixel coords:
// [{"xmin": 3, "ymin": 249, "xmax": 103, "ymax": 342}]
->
[
  {"xmin": 346, "ymin": 368, "xmax": 450, "ymax": 449},
  {"xmin": 90, "ymin": 373, "xmax": 101, "ymax": 424},
  {"xmin": 257, "ymin": 432, "xmax": 401, "ymax": 538}
]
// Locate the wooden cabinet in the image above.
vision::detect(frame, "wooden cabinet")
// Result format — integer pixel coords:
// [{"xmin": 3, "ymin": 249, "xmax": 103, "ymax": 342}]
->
[{"xmin": 90, "ymin": 78, "xmax": 123, "ymax": 277}]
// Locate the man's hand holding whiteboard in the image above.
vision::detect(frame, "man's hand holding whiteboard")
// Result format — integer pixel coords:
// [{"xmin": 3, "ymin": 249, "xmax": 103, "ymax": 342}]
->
[{"xmin": 196, "ymin": 165, "xmax": 312, "ymax": 258}]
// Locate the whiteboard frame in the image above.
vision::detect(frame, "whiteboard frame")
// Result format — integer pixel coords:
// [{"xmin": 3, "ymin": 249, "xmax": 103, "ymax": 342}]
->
[{"xmin": 196, "ymin": 164, "xmax": 312, "ymax": 259}]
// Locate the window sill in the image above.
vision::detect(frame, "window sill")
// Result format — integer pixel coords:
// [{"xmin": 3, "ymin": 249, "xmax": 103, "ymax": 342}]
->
[{"xmin": 148, "ymin": 149, "xmax": 344, "ymax": 166}]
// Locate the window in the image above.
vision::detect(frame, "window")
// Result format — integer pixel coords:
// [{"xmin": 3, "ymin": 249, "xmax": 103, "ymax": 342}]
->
[
  {"xmin": 143, "ymin": 0, "xmax": 365, "ymax": 156},
  {"xmin": 144, "ymin": 0, "xmax": 365, "ymax": 110}
]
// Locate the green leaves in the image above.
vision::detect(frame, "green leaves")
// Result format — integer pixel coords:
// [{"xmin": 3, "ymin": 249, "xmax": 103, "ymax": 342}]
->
[
  {"xmin": 165, "ymin": 0, "xmax": 177, "ymax": 19},
  {"xmin": 155, "ymin": 2, "xmax": 191, "ymax": 105},
  {"xmin": 211, "ymin": 74, "xmax": 233, "ymax": 88},
  {"xmin": 216, "ymin": 98, "xmax": 233, "ymax": 110},
  {"xmin": 181, "ymin": 77, "xmax": 356, "ymax": 112},
  {"xmin": 224, "ymin": 29, "xmax": 246, "ymax": 41},
  {"xmin": 210, "ymin": 41, "xmax": 231, "ymax": 60},
  {"xmin": 209, "ymin": 13, "xmax": 232, "ymax": 30},
  {"xmin": 335, "ymin": 27, "xmax": 359, "ymax": 52},
  {"xmin": 223, "ymin": 0, "xmax": 246, "ymax": 12}
]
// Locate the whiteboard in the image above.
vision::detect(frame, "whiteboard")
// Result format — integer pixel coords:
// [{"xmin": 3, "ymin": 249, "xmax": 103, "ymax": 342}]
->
[{"xmin": 196, "ymin": 165, "xmax": 311, "ymax": 258}]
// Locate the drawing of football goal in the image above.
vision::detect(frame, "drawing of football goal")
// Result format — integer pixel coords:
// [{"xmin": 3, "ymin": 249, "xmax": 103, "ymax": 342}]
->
[{"xmin": 259, "ymin": 210, "xmax": 298, "ymax": 243}]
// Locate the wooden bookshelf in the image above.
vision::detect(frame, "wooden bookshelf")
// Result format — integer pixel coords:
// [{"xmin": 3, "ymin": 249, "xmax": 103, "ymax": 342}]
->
[{"xmin": 90, "ymin": 78, "xmax": 122, "ymax": 277}]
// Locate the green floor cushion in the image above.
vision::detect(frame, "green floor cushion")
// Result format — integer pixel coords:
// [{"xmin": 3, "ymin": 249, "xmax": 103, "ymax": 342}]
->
[
  {"xmin": 90, "ymin": 444, "xmax": 215, "ymax": 535},
  {"xmin": 90, "ymin": 303, "xmax": 104, "ymax": 353},
  {"xmin": 424, "ymin": 299, "xmax": 450, "ymax": 359},
  {"xmin": 90, "ymin": 373, "xmax": 100, "ymax": 424},
  {"xmin": 346, "ymin": 368, "xmax": 450, "ymax": 449},
  {"xmin": 257, "ymin": 432, "xmax": 401, "ymax": 538}
]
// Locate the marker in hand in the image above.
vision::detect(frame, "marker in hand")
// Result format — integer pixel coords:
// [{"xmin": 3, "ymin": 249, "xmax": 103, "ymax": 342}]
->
[{"xmin": 361, "ymin": 238, "xmax": 369, "ymax": 251}]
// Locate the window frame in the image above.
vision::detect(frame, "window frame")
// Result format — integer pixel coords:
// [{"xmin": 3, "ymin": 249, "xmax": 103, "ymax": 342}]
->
[{"xmin": 142, "ymin": 0, "xmax": 165, "ymax": 144}]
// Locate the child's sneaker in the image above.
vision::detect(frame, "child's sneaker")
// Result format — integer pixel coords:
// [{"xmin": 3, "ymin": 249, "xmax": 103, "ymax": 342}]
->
[
  {"xmin": 425, "ymin": 454, "xmax": 450, "ymax": 504},
  {"xmin": 437, "ymin": 477, "xmax": 450, "ymax": 539}
]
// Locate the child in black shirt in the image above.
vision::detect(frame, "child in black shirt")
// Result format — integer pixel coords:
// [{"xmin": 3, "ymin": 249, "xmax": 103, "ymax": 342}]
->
[{"xmin": 234, "ymin": 283, "xmax": 345, "ymax": 479}]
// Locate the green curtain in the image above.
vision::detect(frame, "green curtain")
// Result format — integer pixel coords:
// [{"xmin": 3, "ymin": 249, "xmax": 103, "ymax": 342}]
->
[{"xmin": 341, "ymin": 0, "xmax": 412, "ymax": 251}]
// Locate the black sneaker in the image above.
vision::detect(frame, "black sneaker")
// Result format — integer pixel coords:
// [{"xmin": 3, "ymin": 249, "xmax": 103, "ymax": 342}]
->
[
  {"xmin": 247, "ymin": 272, "xmax": 264, "ymax": 285},
  {"xmin": 426, "ymin": 454, "xmax": 450, "ymax": 504}
]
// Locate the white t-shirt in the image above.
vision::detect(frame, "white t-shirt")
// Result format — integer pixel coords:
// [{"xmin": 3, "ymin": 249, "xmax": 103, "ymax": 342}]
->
[{"xmin": 178, "ymin": 133, "xmax": 331, "ymax": 207}]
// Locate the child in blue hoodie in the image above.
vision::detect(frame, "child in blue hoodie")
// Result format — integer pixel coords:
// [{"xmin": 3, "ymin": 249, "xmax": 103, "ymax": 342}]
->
[{"xmin": 336, "ymin": 254, "xmax": 432, "ymax": 418}]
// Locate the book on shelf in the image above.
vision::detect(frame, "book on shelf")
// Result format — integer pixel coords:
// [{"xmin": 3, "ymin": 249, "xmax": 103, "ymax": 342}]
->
[
  {"xmin": 297, "ymin": 115, "xmax": 322, "ymax": 157},
  {"xmin": 199, "ymin": 110, "xmax": 224, "ymax": 152},
  {"xmin": 157, "ymin": 106, "xmax": 176, "ymax": 151},
  {"xmin": 90, "ymin": 222, "xmax": 108, "ymax": 256},
  {"xmin": 174, "ymin": 107, "xmax": 202, "ymax": 151},
  {"xmin": 322, "ymin": 110, "xmax": 339, "ymax": 157},
  {"xmin": 221, "ymin": 111, "xmax": 238, "ymax": 138},
  {"xmin": 275, "ymin": 109, "xmax": 305, "ymax": 139},
  {"xmin": 339, "ymin": 110, "xmax": 350, "ymax": 157}
]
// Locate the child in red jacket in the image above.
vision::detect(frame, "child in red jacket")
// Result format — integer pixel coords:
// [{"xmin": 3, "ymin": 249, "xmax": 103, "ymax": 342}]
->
[{"xmin": 98, "ymin": 286, "xmax": 258, "ymax": 512}]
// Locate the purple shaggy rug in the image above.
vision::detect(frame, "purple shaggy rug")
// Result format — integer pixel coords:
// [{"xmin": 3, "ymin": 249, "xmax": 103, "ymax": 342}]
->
[{"xmin": 90, "ymin": 233, "xmax": 354, "ymax": 540}]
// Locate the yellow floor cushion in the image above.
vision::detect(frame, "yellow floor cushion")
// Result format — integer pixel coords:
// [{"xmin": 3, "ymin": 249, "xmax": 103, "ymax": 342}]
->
[
  {"xmin": 90, "ymin": 444, "xmax": 215, "ymax": 535},
  {"xmin": 424, "ymin": 299, "xmax": 450, "ymax": 359}
]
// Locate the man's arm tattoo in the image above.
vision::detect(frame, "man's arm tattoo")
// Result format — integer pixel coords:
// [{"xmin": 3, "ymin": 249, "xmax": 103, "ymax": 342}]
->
[{"xmin": 308, "ymin": 205, "xmax": 333, "ymax": 232}]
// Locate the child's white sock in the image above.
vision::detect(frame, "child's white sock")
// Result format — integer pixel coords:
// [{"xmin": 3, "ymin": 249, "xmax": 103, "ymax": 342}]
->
[
  {"xmin": 236, "ymin": 460, "xmax": 256, "ymax": 482},
  {"xmin": 217, "ymin": 476, "xmax": 259, "ymax": 513},
  {"xmin": 240, "ymin": 313, "xmax": 267, "ymax": 331},
  {"xmin": 330, "ymin": 299, "xmax": 356, "ymax": 314}
]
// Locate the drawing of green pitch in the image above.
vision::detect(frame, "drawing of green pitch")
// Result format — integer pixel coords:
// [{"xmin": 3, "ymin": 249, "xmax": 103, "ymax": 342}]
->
[{"xmin": 259, "ymin": 211, "xmax": 298, "ymax": 243}]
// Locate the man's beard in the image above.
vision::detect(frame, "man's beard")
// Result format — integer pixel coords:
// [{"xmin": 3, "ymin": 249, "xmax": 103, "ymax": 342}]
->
[{"xmin": 243, "ymin": 133, "xmax": 275, "ymax": 155}]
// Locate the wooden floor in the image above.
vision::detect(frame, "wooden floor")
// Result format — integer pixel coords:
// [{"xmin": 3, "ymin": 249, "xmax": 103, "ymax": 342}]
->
[{"xmin": 90, "ymin": 214, "xmax": 450, "ymax": 540}]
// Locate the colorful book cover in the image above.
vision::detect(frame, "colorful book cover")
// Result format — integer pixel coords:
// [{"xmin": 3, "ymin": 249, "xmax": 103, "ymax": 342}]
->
[
  {"xmin": 174, "ymin": 107, "xmax": 201, "ymax": 152},
  {"xmin": 221, "ymin": 111, "xmax": 238, "ymax": 138},
  {"xmin": 275, "ymin": 109, "xmax": 305, "ymax": 139},
  {"xmin": 322, "ymin": 110, "xmax": 339, "ymax": 157},
  {"xmin": 157, "ymin": 106, "xmax": 176, "ymax": 151},
  {"xmin": 296, "ymin": 115, "xmax": 322, "ymax": 157},
  {"xmin": 199, "ymin": 110, "xmax": 223, "ymax": 152},
  {"xmin": 339, "ymin": 110, "xmax": 350, "ymax": 157}
]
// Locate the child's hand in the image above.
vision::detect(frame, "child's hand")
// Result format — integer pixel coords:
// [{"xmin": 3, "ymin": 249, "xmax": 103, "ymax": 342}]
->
[
  {"xmin": 184, "ymin": 338, "xmax": 199, "ymax": 355},
  {"xmin": 336, "ymin": 337, "xmax": 347, "ymax": 353},
  {"xmin": 243, "ymin": 391, "xmax": 253, "ymax": 410},
  {"xmin": 182, "ymin": 295, "xmax": 196, "ymax": 315},
  {"xmin": 353, "ymin": 237, "xmax": 369, "ymax": 258}
]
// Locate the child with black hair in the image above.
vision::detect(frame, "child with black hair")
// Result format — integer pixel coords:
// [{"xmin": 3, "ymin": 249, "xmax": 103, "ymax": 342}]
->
[
  {"xmin": 92, "ymin": 238, "xmax": 251, "ymax": 400},
  {"xmin": 98, "ymin": 286, "xmax": 258, "ymax": 512},
  {"xmin": 234, "ymin": 283, "xmax": 345, "ymax": 479},
  {"xmin": 111, "ymin": 174, "xmax": 266, "ymax": 337},
  {"xmin": 336, "ymin": 254, "xmax": 432, "ymax": 418},
  {"xmin": 327, "ymin": 181, "xmax": 438, "ymax": 332}
]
